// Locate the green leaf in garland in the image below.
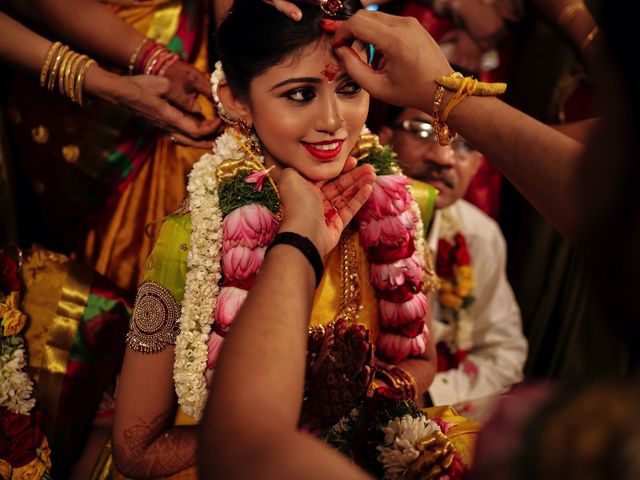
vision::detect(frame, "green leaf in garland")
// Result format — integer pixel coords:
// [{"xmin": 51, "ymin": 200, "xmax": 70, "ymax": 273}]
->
[
  {"xmin": 359, "ymin": 144, "xmax": 401, "ymax": 176},
  {"xmin": 218, "ymin": 172, "xmax": 280, "ymax": 217}
]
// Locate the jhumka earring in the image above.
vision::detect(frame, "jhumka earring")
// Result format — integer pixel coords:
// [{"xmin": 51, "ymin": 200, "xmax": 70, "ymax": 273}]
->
[{"xmin": 237, "ymin": 119, "xmax": 262, "ymax": 157}]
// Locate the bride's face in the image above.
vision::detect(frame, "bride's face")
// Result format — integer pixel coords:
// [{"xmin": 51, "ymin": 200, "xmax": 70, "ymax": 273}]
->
[{"xmin": 247, "ymin": 38, "xmax": 369, "ymax": 181}]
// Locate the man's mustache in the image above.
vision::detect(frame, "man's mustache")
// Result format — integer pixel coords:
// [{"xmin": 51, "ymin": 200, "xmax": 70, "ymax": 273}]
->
[{"xmin": 422, "ymin": 167, "xmax": 456, "ymax": 189}]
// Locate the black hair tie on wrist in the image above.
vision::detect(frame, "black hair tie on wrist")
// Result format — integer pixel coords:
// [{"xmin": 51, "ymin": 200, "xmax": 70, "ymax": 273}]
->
[{"xmin": 266, "ymin": 232, "xmax": 324, "ymax": 288}]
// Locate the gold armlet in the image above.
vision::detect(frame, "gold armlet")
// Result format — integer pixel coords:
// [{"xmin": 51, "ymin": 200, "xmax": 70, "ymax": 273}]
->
[{"xmin": 126, "ymin": 281, "xmax": 181, "ymax": 354}]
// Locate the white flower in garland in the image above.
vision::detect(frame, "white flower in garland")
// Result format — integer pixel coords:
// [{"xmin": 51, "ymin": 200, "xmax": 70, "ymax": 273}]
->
[
  {"xmin": 377, "ymin": 414, "xmax": 440, "ymax": 480},
  {"xmin": 173, "ymin": 132, "xmax": 229, "ymax": 419},
  {"xmin": 0, "ymin": 337, "xmax": 36, "ymax": 415}
]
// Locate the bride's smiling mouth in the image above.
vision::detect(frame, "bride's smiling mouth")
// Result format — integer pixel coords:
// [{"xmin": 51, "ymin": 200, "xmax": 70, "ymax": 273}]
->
[{"xmin": 301, "ymin": 139, "xmax": 345, "ymax": 161}]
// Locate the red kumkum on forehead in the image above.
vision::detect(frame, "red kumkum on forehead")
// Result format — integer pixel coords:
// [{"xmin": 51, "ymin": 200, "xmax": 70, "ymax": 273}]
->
[{"xmin": 321, "ymin": 63, "xmax": 341, "ymax": 82}]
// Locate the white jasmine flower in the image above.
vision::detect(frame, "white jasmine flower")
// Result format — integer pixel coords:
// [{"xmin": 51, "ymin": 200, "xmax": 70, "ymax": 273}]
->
[{"xmin": 377, "ymin": 414, "xmax": 440, "ymax": 480}]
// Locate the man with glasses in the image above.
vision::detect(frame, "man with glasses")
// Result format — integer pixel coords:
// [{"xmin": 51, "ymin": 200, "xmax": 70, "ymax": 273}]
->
[{"xmin": 379, "ymin": 108, "xmax": 527, "ymax": 418}]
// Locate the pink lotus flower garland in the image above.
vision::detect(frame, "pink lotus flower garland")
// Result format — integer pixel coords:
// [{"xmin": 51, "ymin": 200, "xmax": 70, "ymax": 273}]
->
[
  {"xmin": 356, "ymin": 175, "xmax": 430, "ymax": 365},
  {"xmin": 207, "ymin": 173, "xmax": 430, "ymax": 371},
  {"xmin": 207, "ymin": 204, "xmax": 278, "ymax": 369}
]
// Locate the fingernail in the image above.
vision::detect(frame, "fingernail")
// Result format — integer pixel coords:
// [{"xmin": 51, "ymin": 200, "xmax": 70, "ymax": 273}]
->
[{"xmin": 290, "ymin": 10, "xmax": 302, "ymax": 21}]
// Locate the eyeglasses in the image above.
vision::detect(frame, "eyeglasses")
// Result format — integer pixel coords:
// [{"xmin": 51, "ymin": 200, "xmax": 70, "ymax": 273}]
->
[{"xmin": 394, "ymin": 119, "xmax": 474, "ymax": 159}]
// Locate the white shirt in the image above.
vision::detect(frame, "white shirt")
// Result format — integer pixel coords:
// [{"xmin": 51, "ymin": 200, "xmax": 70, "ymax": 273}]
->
[{"xmin": 427, "ymin": 200, "xmax": 528, "ymax": 407}]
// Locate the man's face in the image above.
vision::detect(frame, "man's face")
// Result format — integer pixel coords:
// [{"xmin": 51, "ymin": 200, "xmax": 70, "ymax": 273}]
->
[{"xmin": 383, "ymin": 108, "xmax": 482, "ymax": 209}]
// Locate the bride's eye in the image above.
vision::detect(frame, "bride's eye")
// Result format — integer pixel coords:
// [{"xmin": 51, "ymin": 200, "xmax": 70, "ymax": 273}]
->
[
  {"xmin": 284, "ymin": 87, "xmax": 316, "ymax": 103},
  {"xmin": 337, "ymin": 81, "xmax": 361, "ymax": 96}
]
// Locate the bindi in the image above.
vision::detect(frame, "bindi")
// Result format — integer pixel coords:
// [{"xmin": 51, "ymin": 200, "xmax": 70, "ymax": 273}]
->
[{"xmin": 321, "ymin": 63, "xmax": 340, "ymax": 82}]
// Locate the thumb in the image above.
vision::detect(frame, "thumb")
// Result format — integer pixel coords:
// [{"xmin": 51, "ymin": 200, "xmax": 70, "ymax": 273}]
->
[{"xmin": 334, "ymin": 46, "xmax": 383, "ymax": 96}]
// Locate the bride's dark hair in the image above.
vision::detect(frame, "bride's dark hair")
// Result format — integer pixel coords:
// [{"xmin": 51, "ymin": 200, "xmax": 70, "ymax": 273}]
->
[{"xmin": 217, "ymin": 0, "xmax": 363, "ymax": 99}]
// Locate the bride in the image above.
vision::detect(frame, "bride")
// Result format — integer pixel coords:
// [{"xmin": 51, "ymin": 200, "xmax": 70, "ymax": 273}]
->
[{"xmin": 112, "ymin": 0, "xmax": 439, "ymax": 477}]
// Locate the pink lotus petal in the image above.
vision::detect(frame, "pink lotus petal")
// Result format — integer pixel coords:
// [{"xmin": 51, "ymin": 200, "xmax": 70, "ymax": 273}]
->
[
  {"xmin": 370, "ymin": 254, "xmax": 424, "ymax": 291},
  {"xmin": 222, "ymin": 245, "xmax": 265, "ymax": 281},
  {"xmin": 214, "ymin": 286, "xmax": 248, "ymax": 332},
  {"xmin": 223, "ymin": 204, "xmax": 279, "ymax": 251},
  {"xmin": 379, "ymin": 292, "xmax": 429, "ymax": 328}
]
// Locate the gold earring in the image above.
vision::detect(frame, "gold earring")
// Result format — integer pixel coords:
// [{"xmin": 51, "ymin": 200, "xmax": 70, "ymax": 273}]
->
[{"xmin": 237, "ymin": 119, "xmax": 262, "ymax": 157}]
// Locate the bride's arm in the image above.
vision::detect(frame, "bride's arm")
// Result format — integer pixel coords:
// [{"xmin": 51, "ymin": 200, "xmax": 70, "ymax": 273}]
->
[{"xmin": 112, "ymin": 347, "xmax": 197, "ymax": 478}]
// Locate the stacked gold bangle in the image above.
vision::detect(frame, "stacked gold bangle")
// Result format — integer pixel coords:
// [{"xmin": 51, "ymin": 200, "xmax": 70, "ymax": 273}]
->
[
  {"xmin": 432, "ymin": 72, "xmax": 507, "ymax": 146},
  {"xmin": 40, "ymin": 41, "xmax": 97, "ymax": 107},
  {"xmin": 375, "ymin": 367, "xmax": 418, "ymax": 401}
]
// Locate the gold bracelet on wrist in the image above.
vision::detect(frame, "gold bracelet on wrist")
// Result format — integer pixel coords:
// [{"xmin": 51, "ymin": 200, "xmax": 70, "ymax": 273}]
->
[
  {"xmin": 432, "ymin": 72, "xmax": 461, "ymax": 146},
  {"xmin": 391, "ymin": 367, "xmax": 418, "ymax": 401},
  {"xmin": 40, "ymin": 42, "xmax": 62, "ymax": 88},
  {"xmin": 47, "ymin": 45, "xmax": 69, "ymax": 92}
]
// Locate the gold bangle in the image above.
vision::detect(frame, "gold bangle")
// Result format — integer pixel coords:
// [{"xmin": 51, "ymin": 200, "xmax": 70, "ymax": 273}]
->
[
  {"xmin": 47, "ymin": 45, "xmax": 69, "ymax": 92},
  {"xmin": 40, "ymin": 42, "xmax": 62, "ymax": 88},
  {"xmin": 391, "ymin": 367, "xmax": 418, "ymax": 401},
  {"xmin": 376, "ymin": 368, "xmax": 401, "ymax": 389},
  {"xmin": 75, "ymin": 58, "xmax": 96, "ymax": 106},
  {"xmin": 558, "ymin": 2, "xmax": 586, "ymax": 29},
  {"xmin": 432, "ymin": 72, "xmax": 462, "ymax": 146},
  {"xmin": 67, "ymin": 54, "xmax": 87, "ymax": 103},
  {"xmin": 580, "ymin": 26, "xmax": 599, "ymax": 51},
  {"xmin": 57, "ymin": 49, "xmax": 74, "ymax": 95},
  {"xmin": 61, "ymin": 51, "xmax": 80, "ymax": 97}
]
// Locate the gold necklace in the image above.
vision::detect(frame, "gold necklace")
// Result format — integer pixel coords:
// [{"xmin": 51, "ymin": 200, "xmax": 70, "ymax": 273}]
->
[{"xmin": 334, "ymin": 226, "xmax": 362, "ymax": 324}]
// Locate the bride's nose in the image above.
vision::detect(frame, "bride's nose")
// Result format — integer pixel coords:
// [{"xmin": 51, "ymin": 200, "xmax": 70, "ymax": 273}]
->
[{"xmin": 315, "ymin": 97, "xmax": 343, "ymax": 134}]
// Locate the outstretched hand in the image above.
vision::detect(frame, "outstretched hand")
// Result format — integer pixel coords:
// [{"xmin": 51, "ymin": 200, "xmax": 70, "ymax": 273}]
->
[{"xmin": 278, "ymin": 161, "xmax": 375, "ymax": 256}]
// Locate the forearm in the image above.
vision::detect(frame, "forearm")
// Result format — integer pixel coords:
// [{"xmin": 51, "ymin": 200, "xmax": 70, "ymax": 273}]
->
[
  {"xmin": 113, "ymin": 348, "xmax": 198, "ymax": 477},
  {"xmin": 112, "ymin": 423, "xmax": 197, "ymax": 478},
  {"xmin": 0, "ymin": 12, "xmax": 50, "ymax": 73},
  {"xmin": 443, "ymin": 96, "xmax": 586, "ymax": 241},
  {"xmin": 207, "ymin": 241, "xmax": 316, "ymax": 428},
  {"xmin": 8, "ymin": 0, "xmax": 144, "ymax": 68}
]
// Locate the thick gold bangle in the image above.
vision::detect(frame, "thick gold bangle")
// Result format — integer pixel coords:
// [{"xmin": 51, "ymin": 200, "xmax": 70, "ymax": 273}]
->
[
  {"xmin": 391, "ymin": 367, "xmax": 418, "ymax": 401},
  {"xmin": 432, "ymin": 72, "xmax": 462, "ymax": 146},
  {"xmin": 376, "ymin": 368, "xmax": 401, "ymax": 390},
  {"xmin": 558, "ymin": 2, "xmax": 586, "ymax": 28},
  {"xmin": 40, "ymin": 42, "xmax": 62, "ymax": 88},
  {"xmin": 580, "ymin": 26, "xmax": 599, "ymax": 51},
  {"xmin": 47, "ymin": 45, "xmax": 69, "ymax": 92}
]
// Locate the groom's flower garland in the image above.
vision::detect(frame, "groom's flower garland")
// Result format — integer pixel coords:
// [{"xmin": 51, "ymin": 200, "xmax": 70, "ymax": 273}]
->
[{"xmin": 173, "ymin": 63, "xmax": 435, "ymax": 418}]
